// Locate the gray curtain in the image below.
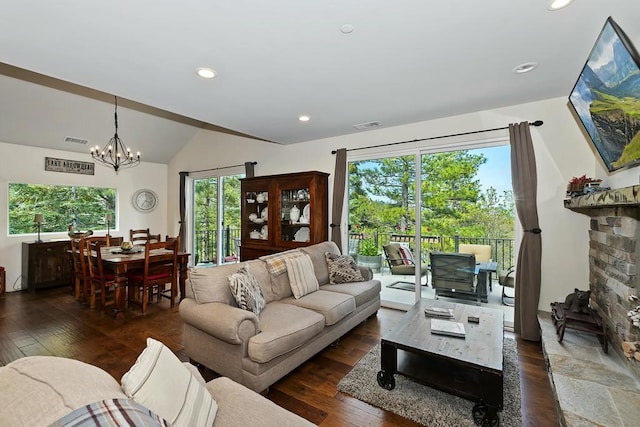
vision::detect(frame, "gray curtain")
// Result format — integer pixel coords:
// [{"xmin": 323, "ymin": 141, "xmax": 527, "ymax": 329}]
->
[
  {"xmin": 244, "ymin": 161, "xmax": 255, "ymax": 178},
  {"xmin": 509, "ymin": 122, "xmax": 542, "ymax": 341},
  {"xmin": 331, "ymin": 148, "xmax": 347, "ymax": 249},
  {"xmin": 178, "ymin": 171, "xmax": 189, "ymax": 252}
]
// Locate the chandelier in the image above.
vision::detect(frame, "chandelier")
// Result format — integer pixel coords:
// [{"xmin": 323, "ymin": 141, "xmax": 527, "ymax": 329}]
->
[{"xmin": 91, "ymin": 96, "xmax": 140, "ymax": 172}]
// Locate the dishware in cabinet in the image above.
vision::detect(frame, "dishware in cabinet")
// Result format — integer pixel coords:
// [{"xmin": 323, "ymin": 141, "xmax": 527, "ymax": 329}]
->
[
  {"xmin": 241, "ymin": 182, "xmax": 271, "ymax": 257},
  {"xmin": 240, "ymin": 171, "xmax": 328, "ymax": 260}
]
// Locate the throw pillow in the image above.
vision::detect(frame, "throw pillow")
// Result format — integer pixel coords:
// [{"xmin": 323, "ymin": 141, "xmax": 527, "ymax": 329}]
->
[
  {"xmin": 285, "ymin": 254, "xmax": 319, "ymax": 298},
  {"xmin": 50, "ymin": 399, "xmax": 170, "ymax": 427},
  {"xmin": 260, "ymin": 249, "xmax": 304, "ymax": 276},
  {"xmin": 397, "ymin": 245, "xmax": 415, "ymax": 265},
  {"xmin": 121, "ymin": 338, "xmax": 218, "ymax": 427},
  {"xmin": 325, "ymin": 252, "xmax": 364, "ymax": 284},
  {"xmin": 228, "ymin": 265, "xmax": 266, "ymax": 315}
]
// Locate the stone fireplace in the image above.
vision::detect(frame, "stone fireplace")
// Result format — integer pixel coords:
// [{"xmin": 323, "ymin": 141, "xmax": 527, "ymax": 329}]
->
[{"xmin": 564, "ymin": 185, "xmax": 640, "ymax": 378}]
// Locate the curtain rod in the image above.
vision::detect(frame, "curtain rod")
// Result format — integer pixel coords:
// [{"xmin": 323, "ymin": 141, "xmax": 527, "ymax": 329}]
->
[
  {"xmin": 331, "ymin": 120, "xmax": 543, "ymax": 154},
  {"xmin": 186, "ymin": 161, "xmax": 257, "ymax": 174}
]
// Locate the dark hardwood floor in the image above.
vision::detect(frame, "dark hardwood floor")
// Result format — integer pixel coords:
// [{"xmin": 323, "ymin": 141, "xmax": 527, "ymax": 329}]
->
[{"xmin": 0, "ymin": 287, "xmax": 559, "ymax": 426}]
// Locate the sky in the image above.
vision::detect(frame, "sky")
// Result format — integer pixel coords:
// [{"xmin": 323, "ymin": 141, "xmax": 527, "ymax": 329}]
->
[{"xmin": 475, "ymin": 145, "xmax": 512, "ymax": 194}]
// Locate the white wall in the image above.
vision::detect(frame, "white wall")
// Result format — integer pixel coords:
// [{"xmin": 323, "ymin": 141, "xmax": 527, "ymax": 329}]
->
[
  {"xmin": 0, "ymin": 141, "xmax": 167, "ymax": 292},
  {"xmin": 169, "ymin": 96, "xmax": 640, "ymax": 310}
]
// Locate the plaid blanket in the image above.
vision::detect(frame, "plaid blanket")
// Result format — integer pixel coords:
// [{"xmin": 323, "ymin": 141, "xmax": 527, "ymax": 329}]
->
[
  {"xmin": 260, "ymin": 249, "xmax": 304, "ymax": 276},
  {"xmin": 49, "ymin": 399, "xmax": 170, "ymax": 427}
]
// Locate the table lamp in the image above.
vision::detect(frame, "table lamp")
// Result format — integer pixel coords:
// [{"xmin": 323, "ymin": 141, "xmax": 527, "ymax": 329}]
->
[
  {"xmin": 105, "ymin": 213, "xmax": 113, "ymax": 236},
  {"xmin": 33, "ymin": 213, "xmax": 43, "ymax": 243}
]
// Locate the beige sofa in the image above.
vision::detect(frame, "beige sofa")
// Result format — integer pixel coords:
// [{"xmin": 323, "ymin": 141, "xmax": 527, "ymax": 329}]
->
[
  {"xmin": 0, "ymin": 354, "xmax": 313, "ymax": 426},
  {"xmin": 180, "ymin": 241, "xmax": 381, "ymax": 393}
]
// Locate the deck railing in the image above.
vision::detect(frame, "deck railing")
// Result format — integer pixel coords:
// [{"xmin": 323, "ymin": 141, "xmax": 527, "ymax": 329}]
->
[
  {"xmin": 194, "ymin": 226, "xmax": 241, "ymax": 265},
  {"xmin": 350, "ymin": 231, "xmax": 515, "ymax": 273}
]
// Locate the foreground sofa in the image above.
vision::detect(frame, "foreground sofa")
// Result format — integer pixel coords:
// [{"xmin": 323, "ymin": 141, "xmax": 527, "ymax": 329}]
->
[
  {"xmin": 0, "ymin": 339, "xmax": 313, "ymax": 426},
  {"xmin": 180, "ymin": 241, "xmax": 381, "ymax": 392}
]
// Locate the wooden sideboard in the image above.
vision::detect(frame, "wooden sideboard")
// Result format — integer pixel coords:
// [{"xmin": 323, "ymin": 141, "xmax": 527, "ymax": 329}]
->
[{"xmin": 21, "ymin": 240, "xmax": 72, "ymax": 291}]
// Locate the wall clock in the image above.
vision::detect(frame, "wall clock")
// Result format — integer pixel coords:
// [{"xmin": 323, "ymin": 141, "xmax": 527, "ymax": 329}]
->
[{"xmin": 132, "ymin": 188, "xmax": 158, "ymax": 212}]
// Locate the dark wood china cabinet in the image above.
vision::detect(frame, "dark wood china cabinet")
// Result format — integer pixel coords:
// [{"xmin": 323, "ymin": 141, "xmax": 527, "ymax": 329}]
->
[{"xmin": 240, "ymin": 171, "xmax": 329, "ymax": 260}]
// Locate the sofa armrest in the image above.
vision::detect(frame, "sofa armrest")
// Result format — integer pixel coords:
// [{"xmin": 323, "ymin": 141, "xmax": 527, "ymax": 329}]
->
[
  {"xmin": 179, "ymin": 299, "xmax": 259, "ymax": 345},
  {"xmin": 357, "ymin": 265, "xmax": 373, "ymax": 281}
]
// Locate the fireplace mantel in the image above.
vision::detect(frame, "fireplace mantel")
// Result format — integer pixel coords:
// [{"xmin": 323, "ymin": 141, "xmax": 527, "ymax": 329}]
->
[{"xmin": 564, "ymin": 184, "xmax": 640, "ymax": 217}]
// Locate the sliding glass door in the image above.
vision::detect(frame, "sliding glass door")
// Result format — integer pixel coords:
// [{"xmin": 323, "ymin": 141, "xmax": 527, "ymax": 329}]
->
[
  {"xmin": 190, "ymin": 171, "xmax": 243, "ymax": 266},
  {"xmin": 347, "ymin": 140, "xmax": 515, "ymax": 318}
]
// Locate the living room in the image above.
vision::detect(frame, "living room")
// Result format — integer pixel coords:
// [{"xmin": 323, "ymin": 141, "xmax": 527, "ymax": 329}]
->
[{"xmin": 2, "ymin": 2, "xmax": 640, "ymax": 425}]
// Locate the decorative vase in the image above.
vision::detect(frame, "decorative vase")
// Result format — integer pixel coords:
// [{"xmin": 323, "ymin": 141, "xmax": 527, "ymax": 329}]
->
[{"xmin": 290, "ymin": 205, "xmax": 300, "ymax": 223}]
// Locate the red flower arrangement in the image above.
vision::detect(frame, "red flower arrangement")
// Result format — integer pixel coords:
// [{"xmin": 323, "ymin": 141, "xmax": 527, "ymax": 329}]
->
[{"xmin": 567, "ymin": 175, "xmax": 602, "ymax": 193}]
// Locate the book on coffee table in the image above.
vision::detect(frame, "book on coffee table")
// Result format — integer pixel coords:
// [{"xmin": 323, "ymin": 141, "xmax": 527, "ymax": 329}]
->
[
  {"xmin": 424, "ymin": 307, "xmax": 454, "ymax": 318},
  {"xmin": 430, "ymin": 318, "xmax": 466, "ymax": 338}
]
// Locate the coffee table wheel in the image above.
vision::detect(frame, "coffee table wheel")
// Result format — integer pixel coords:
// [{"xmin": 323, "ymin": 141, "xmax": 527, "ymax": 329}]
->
[
  {"xmin": 472, "ymin": 403, "xmax": 499, "ymax": 427},
  {"xmin": 376, "ymin": 370, "xmax": 395, "ymax": 390}
]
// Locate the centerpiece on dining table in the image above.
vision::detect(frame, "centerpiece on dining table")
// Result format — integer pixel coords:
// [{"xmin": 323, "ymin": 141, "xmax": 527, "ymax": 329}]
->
[{"xmin": 120, "ymin": 241, "xmax": 134, "ymax": 252}]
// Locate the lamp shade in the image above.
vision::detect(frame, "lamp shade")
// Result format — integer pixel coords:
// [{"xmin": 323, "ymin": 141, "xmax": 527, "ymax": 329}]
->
[
  {"xmin": 33, "ymin": 214, "xmax": 43, "ymax": 223},
  {"xmin": 105, "ymin": 213, "xmax": 113, "ymax": 221}
]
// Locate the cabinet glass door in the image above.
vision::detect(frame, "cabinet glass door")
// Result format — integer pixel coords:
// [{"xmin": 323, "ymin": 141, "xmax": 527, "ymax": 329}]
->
[
  {"xmin": 280, "ymin": 187, "xmax": 311, "ymax": 242},
  {"xmin": 244, "ymin": 189, "xmax": 269, "ymax": 242}
]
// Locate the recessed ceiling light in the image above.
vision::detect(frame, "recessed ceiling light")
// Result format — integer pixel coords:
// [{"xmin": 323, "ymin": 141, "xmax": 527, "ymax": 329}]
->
[
  {"xmin": 299, "ymin": 115, "xmax": 310, "ymax": 122},
  {"xmin": 547, "ymin": 0, "xmax": 573, "ymax": 10},
  {"xmin": 340, "ymin": 24, "xmax": 354, "ymax": 34},
  {"xmin": 196, "ymin": 67, "xmax": 217, "ymax": 79},
  {"xmin": 512, "ymin": 62, "xmax": 538, "ymax": 74}
]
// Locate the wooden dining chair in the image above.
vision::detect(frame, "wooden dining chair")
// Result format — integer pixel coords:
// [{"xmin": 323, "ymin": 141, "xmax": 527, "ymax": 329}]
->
[
  {"xmin": 85, "ymin": 237, "xmax": 116, "ymax": 310},
  {"xmin": 127, "ymin": 238, "xmax": 179, "ymax": 314},
  {"xmin": 129, "ymin": 228, "xmax": 151, "ymax": 245},
  {"xmin": 70, "ymin": 236, "xmax": 89, "ymax": 302}
]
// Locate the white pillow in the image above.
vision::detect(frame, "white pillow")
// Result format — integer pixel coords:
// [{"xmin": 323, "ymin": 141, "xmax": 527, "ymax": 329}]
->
[
  {"xmin": 285, "ymin": 254, "xmax": 319, "ymax": 299},
  {"xmin": 121, "ymin": 338, "xmax": 217, "ymax": 427}
]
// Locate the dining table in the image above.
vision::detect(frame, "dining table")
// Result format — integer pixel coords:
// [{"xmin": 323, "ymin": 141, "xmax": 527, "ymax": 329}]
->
[{"xmin": 98, "ymin": 245, "xmax": 190, "ymax": 318}]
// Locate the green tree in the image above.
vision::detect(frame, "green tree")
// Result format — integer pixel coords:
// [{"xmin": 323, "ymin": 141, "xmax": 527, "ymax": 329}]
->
[{"xmin": 9, "ymin": 183, "xmax": 115, "ymax": 234}]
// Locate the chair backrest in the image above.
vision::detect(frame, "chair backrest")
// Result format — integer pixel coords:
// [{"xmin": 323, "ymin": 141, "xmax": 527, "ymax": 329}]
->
[
  {"xmin": 85, "ymin": 237, "xmax": 108, "ymax": 282},
  {"xmin": 142, "ymin": 237, "xmax": 179, "ymax": 286},
  {"xmin": 130, "ymin": 228, "xmax": 151, "ymax": 245},
  {"xmin": 458, "ymin": 243, "xmax": 491, "ymax": 263},
  {"xmin": 70, "ymin": 236, "xmax": 88, "ymax": 280},
  {"xmin": 149, "ymin": 234, "xmax": 162, "ymax": 243},
  {"xmin": 383, "ymin": 243, "xmax": 409, "ymax": 267},
  {"xmin": 107, "ymin": 235, "xmax": 124, "ymax": 246},
  {"xmin": 430, "ymin": 252, "xmax": 476, "ymax": 292}
]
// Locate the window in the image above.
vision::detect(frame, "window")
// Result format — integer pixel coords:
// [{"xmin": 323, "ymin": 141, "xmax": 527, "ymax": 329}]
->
[{"xmin": 8, "ymin": 183, "xmax": 116, "ymax": 234}]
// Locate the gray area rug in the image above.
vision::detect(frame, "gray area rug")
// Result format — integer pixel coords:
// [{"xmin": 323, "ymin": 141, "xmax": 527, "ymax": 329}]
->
[{"xmin": 337, "ymin": 338, "xmax": 521, "ymax": 426}]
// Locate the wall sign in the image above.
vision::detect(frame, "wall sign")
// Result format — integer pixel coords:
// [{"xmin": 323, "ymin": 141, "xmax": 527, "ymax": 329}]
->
[{"xmin": 45, "ymin": 157, "xmax": 95, "ymax": 175}]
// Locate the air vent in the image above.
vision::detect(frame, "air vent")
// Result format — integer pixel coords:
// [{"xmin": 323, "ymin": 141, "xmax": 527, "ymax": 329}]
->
[
  {"xmin": 64, "ymin": 136, "xmax": 89, "ymax": 145},
  {"xmin": 353, "ymin": 121, "xmax": 381, "ymax": 130}
]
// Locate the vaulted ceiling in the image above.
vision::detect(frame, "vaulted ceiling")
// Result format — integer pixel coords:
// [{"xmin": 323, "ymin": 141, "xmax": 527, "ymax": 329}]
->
[{"xmin": 1, "ymin": 1, "xmax": 639, "ymax": 163}]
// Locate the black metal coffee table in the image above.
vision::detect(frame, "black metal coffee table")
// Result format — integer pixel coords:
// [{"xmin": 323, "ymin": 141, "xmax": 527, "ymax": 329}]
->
[{"xmin": 377, "ymin": 299, "xmax": 504, "ymax": 426}]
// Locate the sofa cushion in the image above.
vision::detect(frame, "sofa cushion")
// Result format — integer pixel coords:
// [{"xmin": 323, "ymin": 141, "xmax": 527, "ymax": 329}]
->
[
  {"xmin": 248, "ymin": 302, "xmax": 324, "ymax": 364},
  {"xmin": 260, "ymin": 249, "xmax": 305, "ymax": 300},
  {"xmin": 300, "ymin": 241, "xmax": 341, "ymax": 286},
  {"xmin": 188, "ymin": 260, "xmax": 274, "ymax": 304},
  {"xmin": 206, "ymin": 377, "xmax": 315, "ymax": 426},
  {"xmin": 228, "ymin": 265, "xmax": 266, "ymax": 315},
  {"xmin": 285, "ymin": 254, "xmax": 319, "ymax": 298},
  {"xmin": 121, "ymin": 338, "xmax": 218, "ymax": 427},
  {"xmin": 320, "ymin": 279, "xmax": 381, "ymax": 307},
  {"xmin": 281, "ymin": 290, "xmax": 356, "ymax": 326},
  {"xmin": 325, "ymin": 252, "xmax": 364, "ymax": 284},
  {"xmin": 50, "ymin": 398, "xmax": 170, "ymax": 427},
  {"xmin": 0, "ymin": 356, "xmax": 127, "ymax": 426}
]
